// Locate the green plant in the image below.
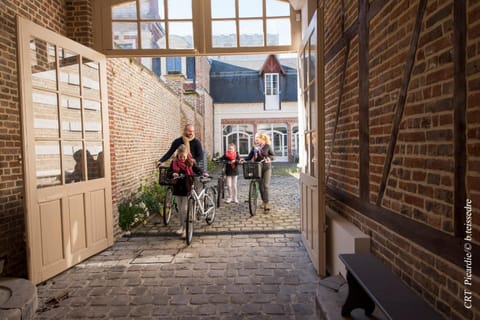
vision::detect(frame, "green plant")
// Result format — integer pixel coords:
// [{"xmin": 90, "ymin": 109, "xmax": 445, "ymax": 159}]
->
[
  {"xmin": 118, "ymin": 172, "xmax": 165, "ymax": 231},
  {"xmin": 118, "ymin": 193, "xmax": 148, "ymax": 231}
]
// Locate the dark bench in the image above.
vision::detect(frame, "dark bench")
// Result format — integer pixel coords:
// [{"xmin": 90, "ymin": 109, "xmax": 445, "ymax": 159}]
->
[{"xmin": 339, "ymin": 253, "xmax": 444, "ymax": 320}]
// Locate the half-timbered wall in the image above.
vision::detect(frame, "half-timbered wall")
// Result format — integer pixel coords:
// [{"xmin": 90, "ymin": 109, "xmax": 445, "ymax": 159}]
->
[{"xmin": 324, "ymin": 1, "xmax": 479, "ymax": 318}]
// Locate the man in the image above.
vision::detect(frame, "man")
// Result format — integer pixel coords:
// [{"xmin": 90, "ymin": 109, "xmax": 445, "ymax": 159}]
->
[{"xmin": 159, "ymin": 124, "xmax": 204, "ymax": 167}]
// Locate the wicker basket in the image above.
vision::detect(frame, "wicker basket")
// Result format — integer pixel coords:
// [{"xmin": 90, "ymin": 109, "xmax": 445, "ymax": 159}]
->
[
  {"xmin": 242, "ymin": 162, "xmax": 262, "ymax": 179},
  {"xmin": 158, "ymin": 167, "xmax": 173, "ymax": 185}
]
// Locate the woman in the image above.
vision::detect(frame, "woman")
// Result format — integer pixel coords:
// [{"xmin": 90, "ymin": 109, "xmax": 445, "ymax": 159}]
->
[{"xmin": 243, "ymin": 132, "xmax": 275, "ymax": 211}]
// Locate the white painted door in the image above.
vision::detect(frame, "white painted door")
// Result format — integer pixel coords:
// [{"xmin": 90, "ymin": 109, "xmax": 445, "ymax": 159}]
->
[
  {"xmin": 17, "ymin": 17, "xmax": 113, "ymax": 284},
  {"xmin": 298, "ymin": 9, "xmax": 326, "ymax": 277}
]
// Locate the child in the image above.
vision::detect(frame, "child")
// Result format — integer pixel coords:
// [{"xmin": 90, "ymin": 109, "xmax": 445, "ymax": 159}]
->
[
  {"xmin": 218, "ymin": 143, "xmax": 240, "ymax": 203},
  {"xmin": 167, "ymin": 144, "xmax": 204, "ymax": 237}
]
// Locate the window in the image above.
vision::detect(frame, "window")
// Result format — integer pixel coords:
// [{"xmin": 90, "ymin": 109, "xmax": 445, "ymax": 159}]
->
[
  {"xmin": 222, "ymin": 124, "xmax": 253, "ymax": 156},
  {"xmin": 99, "ymin": 0, "xmax": 299, "ymax": 56},
  {"xmin": 265, "ymin": 73, "xmax": 279, "ymax": 110},
  {"xmin": 111, "ymin": 0, "xmax": 193, "ymax": 50},
  {"xmin": 166, "ymin": 57, "xmax": 181, "ymax": 73}
]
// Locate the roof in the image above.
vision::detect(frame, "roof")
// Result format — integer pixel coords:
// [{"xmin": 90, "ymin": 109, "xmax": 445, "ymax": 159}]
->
[{"xmin": 209, "ymin": 55, "xmax": 298, "ymax": 103}]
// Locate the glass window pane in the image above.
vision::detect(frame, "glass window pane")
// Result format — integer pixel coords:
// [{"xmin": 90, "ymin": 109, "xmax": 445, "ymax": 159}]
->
[
  {"xmin": 211, "ymin": 0, "xmax": 235, "ymax": 19},
  {"xmin": 112, "ymin": 22, "xmax": 138, "ymax": 49},
  {"xmin": 32, "ymin": 90, "xmax": 59, "ymax": 139},
  {"xmin": 64, "ymin": 142, "xmax": 84, "ymax": 184},
  {"xmin": 86, "ymin": 142, "xmax": 104, "ymax": 180},
  {"xmin": 212, "ymin": 21, "xmax": 237, "ymax": 48},
  {"xmin": 112, "ymin": 1, "xmax": 137, "ymax": 20},
  {"xmin": 168, "ymin": 22, "xmax": 193, "ymax": 49},
  {"xmin": 223, "ymin": 125, "xmax": 233, "ymax": 135},
  {"xmin": 239, "ymin": 133, "xmax": 250, "ymax": 155},
  {"xmin": 58, "ymin": 48, "xmax": 80, "ymax": 96},
  {"xmin": 141, "ymin": 22, "xmax": 166, "ymax": 48},
  {"xmin": 61, "ymin": 95, "xmax": 82, "ymax": 140},
  {"xmin": 266, "ymin": 0, "xmax": 290, "ymax": 17},
  {"xmin": 239, "ymin": 20, "xmax": 263, "ymax": 47},
  {"xmin": 82, "ymin": 58, "xmax": 101, "ymax": 100},
  {"xmin": 35, "ymin": 141, "xmax": 61, "ymax": 188},
  {"xmin": 168, "ymin": 0, "xmax": 191, "ymax": 19},
  {"xmin": 267, "ymin": 18, "xmax": 291, "ymax": 46},
  {"xmin": 140, "ymin": 0, "xmax": 164, "ymax": 19},
  {"xmin": 239, "ymin": 0, "xmax": 262, "ymax": 18},
  {"xmin": 84, "ymin": 100, "xmax": 103, "ymax": 141},
  {"xmin": 30, "ymin": 37, "xmax": 57, "ymax": 91}
]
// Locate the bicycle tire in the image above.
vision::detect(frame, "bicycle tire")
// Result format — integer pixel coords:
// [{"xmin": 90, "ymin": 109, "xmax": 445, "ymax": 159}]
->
[
  {"xmin": 163, "ymin": 187, "xmax": 173, "ymax": 225},
  {"xmin": 216, "ymin": 177, "xmax": 223, "ymax": 208},
  {"xmin": 204, "ymin": 187, "xmax": 217, "ymax": 225},
  {"xmin": 186, "ymin": 197, "xmax": 195, "ymax": 245},
  {"xmin": 248, "ymin": 180, "xmax": 258, "ymax": 216}
]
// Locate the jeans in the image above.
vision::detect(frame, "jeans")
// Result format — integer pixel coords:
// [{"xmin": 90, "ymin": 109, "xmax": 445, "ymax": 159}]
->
[{"xmin": 259, "ymin": 164, "xmax": 271, "ymax": 203}]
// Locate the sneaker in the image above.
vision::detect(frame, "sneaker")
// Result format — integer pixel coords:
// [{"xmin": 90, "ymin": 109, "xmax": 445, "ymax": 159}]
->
[
  {"xmin": 180, "ymin": 230, "xmax": 186, "ymax": 239},
  {"xmin": 175, "ymin": 227, "xmax": 184, "ymax": 235},
  {"xmin": 263, "ymin": 203, "xmax": 270, "ymax": 211},
  {"xmin": 233, "ymin": 199, "xmax": 239, "ymax": 204},
  {"xmin": 225, "ymin": 199, "xmax": 232, "ymax": 204}
]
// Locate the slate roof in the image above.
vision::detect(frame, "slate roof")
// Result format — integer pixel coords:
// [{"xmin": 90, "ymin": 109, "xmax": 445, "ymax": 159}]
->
[{"xmin": 209, "ymin": 55, "xmax": 298, "ymax": 103}]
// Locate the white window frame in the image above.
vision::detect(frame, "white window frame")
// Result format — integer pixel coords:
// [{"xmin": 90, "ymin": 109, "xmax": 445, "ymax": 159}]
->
[{"xmin": 264, "ymin": 72, "xmax": 280, "ymax": 110}]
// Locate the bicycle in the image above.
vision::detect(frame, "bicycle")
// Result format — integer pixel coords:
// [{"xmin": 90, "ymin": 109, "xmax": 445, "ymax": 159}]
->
[
  {"xmin": 158, "ymin": 166, "xmax": 177, "ymax": 225},
  {"xmin": 185, "ymin": 175, "xmax": 217, "ymax": 245},
  {"xmin": 242, "ymin": 160, "xmax": 265, "ymax": 216}
]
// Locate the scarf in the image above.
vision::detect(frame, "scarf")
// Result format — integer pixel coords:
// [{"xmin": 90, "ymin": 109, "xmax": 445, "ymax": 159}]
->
[
  {"xmin": 172, "ymin": 157, "xmax": 193, "ymax": 175},
  {"xmin": 254, "ymin": 144, "xmax": 265, "ymax": 160},
  {"xmin": 182, "ymin": 134, "xmax": 194, "ymax": 158},
  {"xmin": 225, "ymin": 151, "xmax": 237, "ymax": 169}
]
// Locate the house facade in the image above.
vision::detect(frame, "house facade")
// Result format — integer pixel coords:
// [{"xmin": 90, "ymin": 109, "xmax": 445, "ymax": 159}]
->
[{"xmin": 210, "ymin": 55, "xmax": 299, "ymax": 161}]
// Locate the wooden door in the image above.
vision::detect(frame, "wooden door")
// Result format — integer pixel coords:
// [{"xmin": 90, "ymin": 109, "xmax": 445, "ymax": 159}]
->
[
  {"xmin": 298, "ymin": 9, "xmax": 326, "ymax": 276},
  {"xmin": 17, "ymin": 16, "xmax": 114, "ymax": 284}
]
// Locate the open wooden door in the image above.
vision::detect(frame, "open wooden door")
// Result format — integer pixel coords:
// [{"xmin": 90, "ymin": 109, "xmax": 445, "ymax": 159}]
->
[
  {"xmin": 298, "ymin": 8, "xmax": 326, "ymax": 277},
  {"xmin": 17, "ymin": 16, "xmax": 114, "ymax": 284}
]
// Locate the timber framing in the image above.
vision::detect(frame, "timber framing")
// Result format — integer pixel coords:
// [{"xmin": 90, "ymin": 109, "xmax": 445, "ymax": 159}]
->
[{"xmin": 325, "ymin": 0, "xmax": 472, "ymax": 274}]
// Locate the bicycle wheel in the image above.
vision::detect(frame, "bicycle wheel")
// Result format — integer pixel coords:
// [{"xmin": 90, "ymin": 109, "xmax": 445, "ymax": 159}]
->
[
  {"xmin": 216, "ymin": 176, "xmax": 223, "ymax": 208},
  {"xmin": 163, "ymin": 187, "xmax": 173, "ymax": 225},
  {"xmin": 204, "ymin": 187, "xmax": 217, "ymax": 225},
  {"xmin": 248, "ymin": 180, "xmax": 258, "ymax": 216},
  {"xmin": 186, "ymin": 197, "xmax": 195, "ymax": 245}
]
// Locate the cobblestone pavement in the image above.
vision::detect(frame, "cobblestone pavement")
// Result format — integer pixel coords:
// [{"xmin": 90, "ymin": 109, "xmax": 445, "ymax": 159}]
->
[{"xmin": 35, "ymin": 166, "xmax": 322, "ymax": 319}]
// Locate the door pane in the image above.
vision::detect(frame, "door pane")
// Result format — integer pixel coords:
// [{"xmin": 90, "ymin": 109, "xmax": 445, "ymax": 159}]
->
[
  {"xmin": 168, "ymin": 0, "xmax": 191, "ymax": 19},
  {"xmin": 168, "ymin": 22, "xmax": 193, "ymax": 49},
  {"xmin": 266, "ymin": 0, "xmax": 290, "ymax": 17},
  {"xmin": 112, "ymin": 22, "xmax": 138, "ymax": 49},
  {"xmin": 35, "ymin": 141, "xmax": 61, "ymax": 188},
  {"xmin": 267, "ymin": 18, "xmax": 291, "ymax": 46},
  {"xmin": 84, "ymin": 100, "xmax": 103, "ymax": 140},
  {"xmin": 64, "ymin": 142, "xmax": 85, "ymax": 184},
  {"xmin": 141, "ymin": 22, "xmax": 167, "ymax": 49},
  {"xmin": 112, "ymin": 1, "xmax": 137, "ymax": 20},
  {"xmin": 86, "ymin": 142, "xmax": 104, "ymax": 180},
  {"xmin": 212, "ymin": 21, "xmax": 237, "ymax": 48},
  {"xmin": 59, "ymin": 48, "xmax": 80, "ymax": 96},
  {"xmin": 30, "ymin": 38, "xmax": 57, "ymax": 91},
  {"xmin": 82, "ymin": 58, "xmax": 101, "ymax": 100},
  {"xmin": 239, "ymin": 20, "xmax": 263, "ymax": 47},
  {"xmin": 61, "ymin": 95, "xmax": 82, "ymax": 140},
  {"xmin": 32, "ymin": 90, "xmax": 59, "ymax": 139},
  {"xmin": 211, "ymin": 0, "xmax": 235, "ymax": 18},
  {"xmin": 239, "ymin": 0, "xmax": 262, "ymax": 18}
]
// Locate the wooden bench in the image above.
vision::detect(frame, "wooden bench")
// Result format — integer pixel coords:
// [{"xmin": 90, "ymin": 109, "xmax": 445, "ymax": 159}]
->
[{"xmin": 339, "ymin": 253, "xmax": 444, "ymax": 320}]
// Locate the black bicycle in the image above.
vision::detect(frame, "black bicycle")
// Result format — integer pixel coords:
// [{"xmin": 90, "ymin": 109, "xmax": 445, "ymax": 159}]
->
[
  {"xmin": 158, "ymin": 166, "xmax": 177, "ymax": 225},
  {"xmin": 242, "ymin": 161, "xmax": 263, "ymax": 216},
  {"xmin": 214, "ymin": 158, "xmax": 240, "ymax": 207}
]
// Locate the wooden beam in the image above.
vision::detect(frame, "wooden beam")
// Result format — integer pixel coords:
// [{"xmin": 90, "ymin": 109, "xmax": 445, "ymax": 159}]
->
[
  {"xmin": 453, "ymin": 0, "xmax": 467, "ymax": 237},
  {"xmin": 358, "ymin": 0, "xmax": 369, "ymax": 201},
  {"xmin": 376, "ymin": 0, "xmax": 427, "ymax": 205}
]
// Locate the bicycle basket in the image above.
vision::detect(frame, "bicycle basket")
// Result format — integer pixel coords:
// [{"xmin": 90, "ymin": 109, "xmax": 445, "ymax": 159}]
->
[
  {"xmin": 243, "ymin": 162, "xmax": 262, "ymax": 179},
  {"xmin": 158, "ymin": 167, "xmax": 173, "ymax": 185}
]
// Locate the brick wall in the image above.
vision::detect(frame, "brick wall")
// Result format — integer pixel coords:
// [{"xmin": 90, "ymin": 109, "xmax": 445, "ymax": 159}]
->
[
  {"xmin": 325, "ymin": 0, "xmax": 479, "ymax": 318},
  {"xmin": 65, "ymin": 0, "xmax": 93, "ymax": 47},
  {"xmin": 0, "ymin": 0, "xmax": 67, "ymax": 277},
  {"xmin": 107, "ymin": 59, "xmax": 209, "ymax": 236}
]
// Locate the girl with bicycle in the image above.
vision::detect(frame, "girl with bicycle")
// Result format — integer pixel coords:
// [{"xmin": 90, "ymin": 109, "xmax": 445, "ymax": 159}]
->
[
  {"xmin": 167, "ymin": 144, "xmax": 206, "ymax": 237},
  {"xmin": 217, "ymin": 143, "xmax": 240, "ymax": 203},
  {"xmin": 242, "ymin": 132, "xmax": 275, "ymax": 211}
]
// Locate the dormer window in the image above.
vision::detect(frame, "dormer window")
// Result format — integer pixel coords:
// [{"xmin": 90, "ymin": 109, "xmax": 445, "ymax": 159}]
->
[{"xmin": 265, "ymin": 73, "xmax": 280, "ymax": 110}]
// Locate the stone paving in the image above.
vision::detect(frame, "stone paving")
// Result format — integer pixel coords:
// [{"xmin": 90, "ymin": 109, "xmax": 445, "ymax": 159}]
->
[{"xmin": 34, "ymin": 165, "xmax": 324, "ymax": 319}]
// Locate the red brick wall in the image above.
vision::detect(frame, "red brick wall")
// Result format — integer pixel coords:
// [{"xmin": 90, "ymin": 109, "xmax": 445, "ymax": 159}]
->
[
  {"xmin": 107, "ymin": 59, "xmax": 209, "ymax": 236},
  {"xmin": 65, "ymin": 0, "xmax": 93, "ymax": 47},
  {"xmin": 325, "ymin": 1, "xmax": 479, "ymax": 318},
  {"xmin": 0, "ymin": 0, "xmax": 67, "ymax": 278}
]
